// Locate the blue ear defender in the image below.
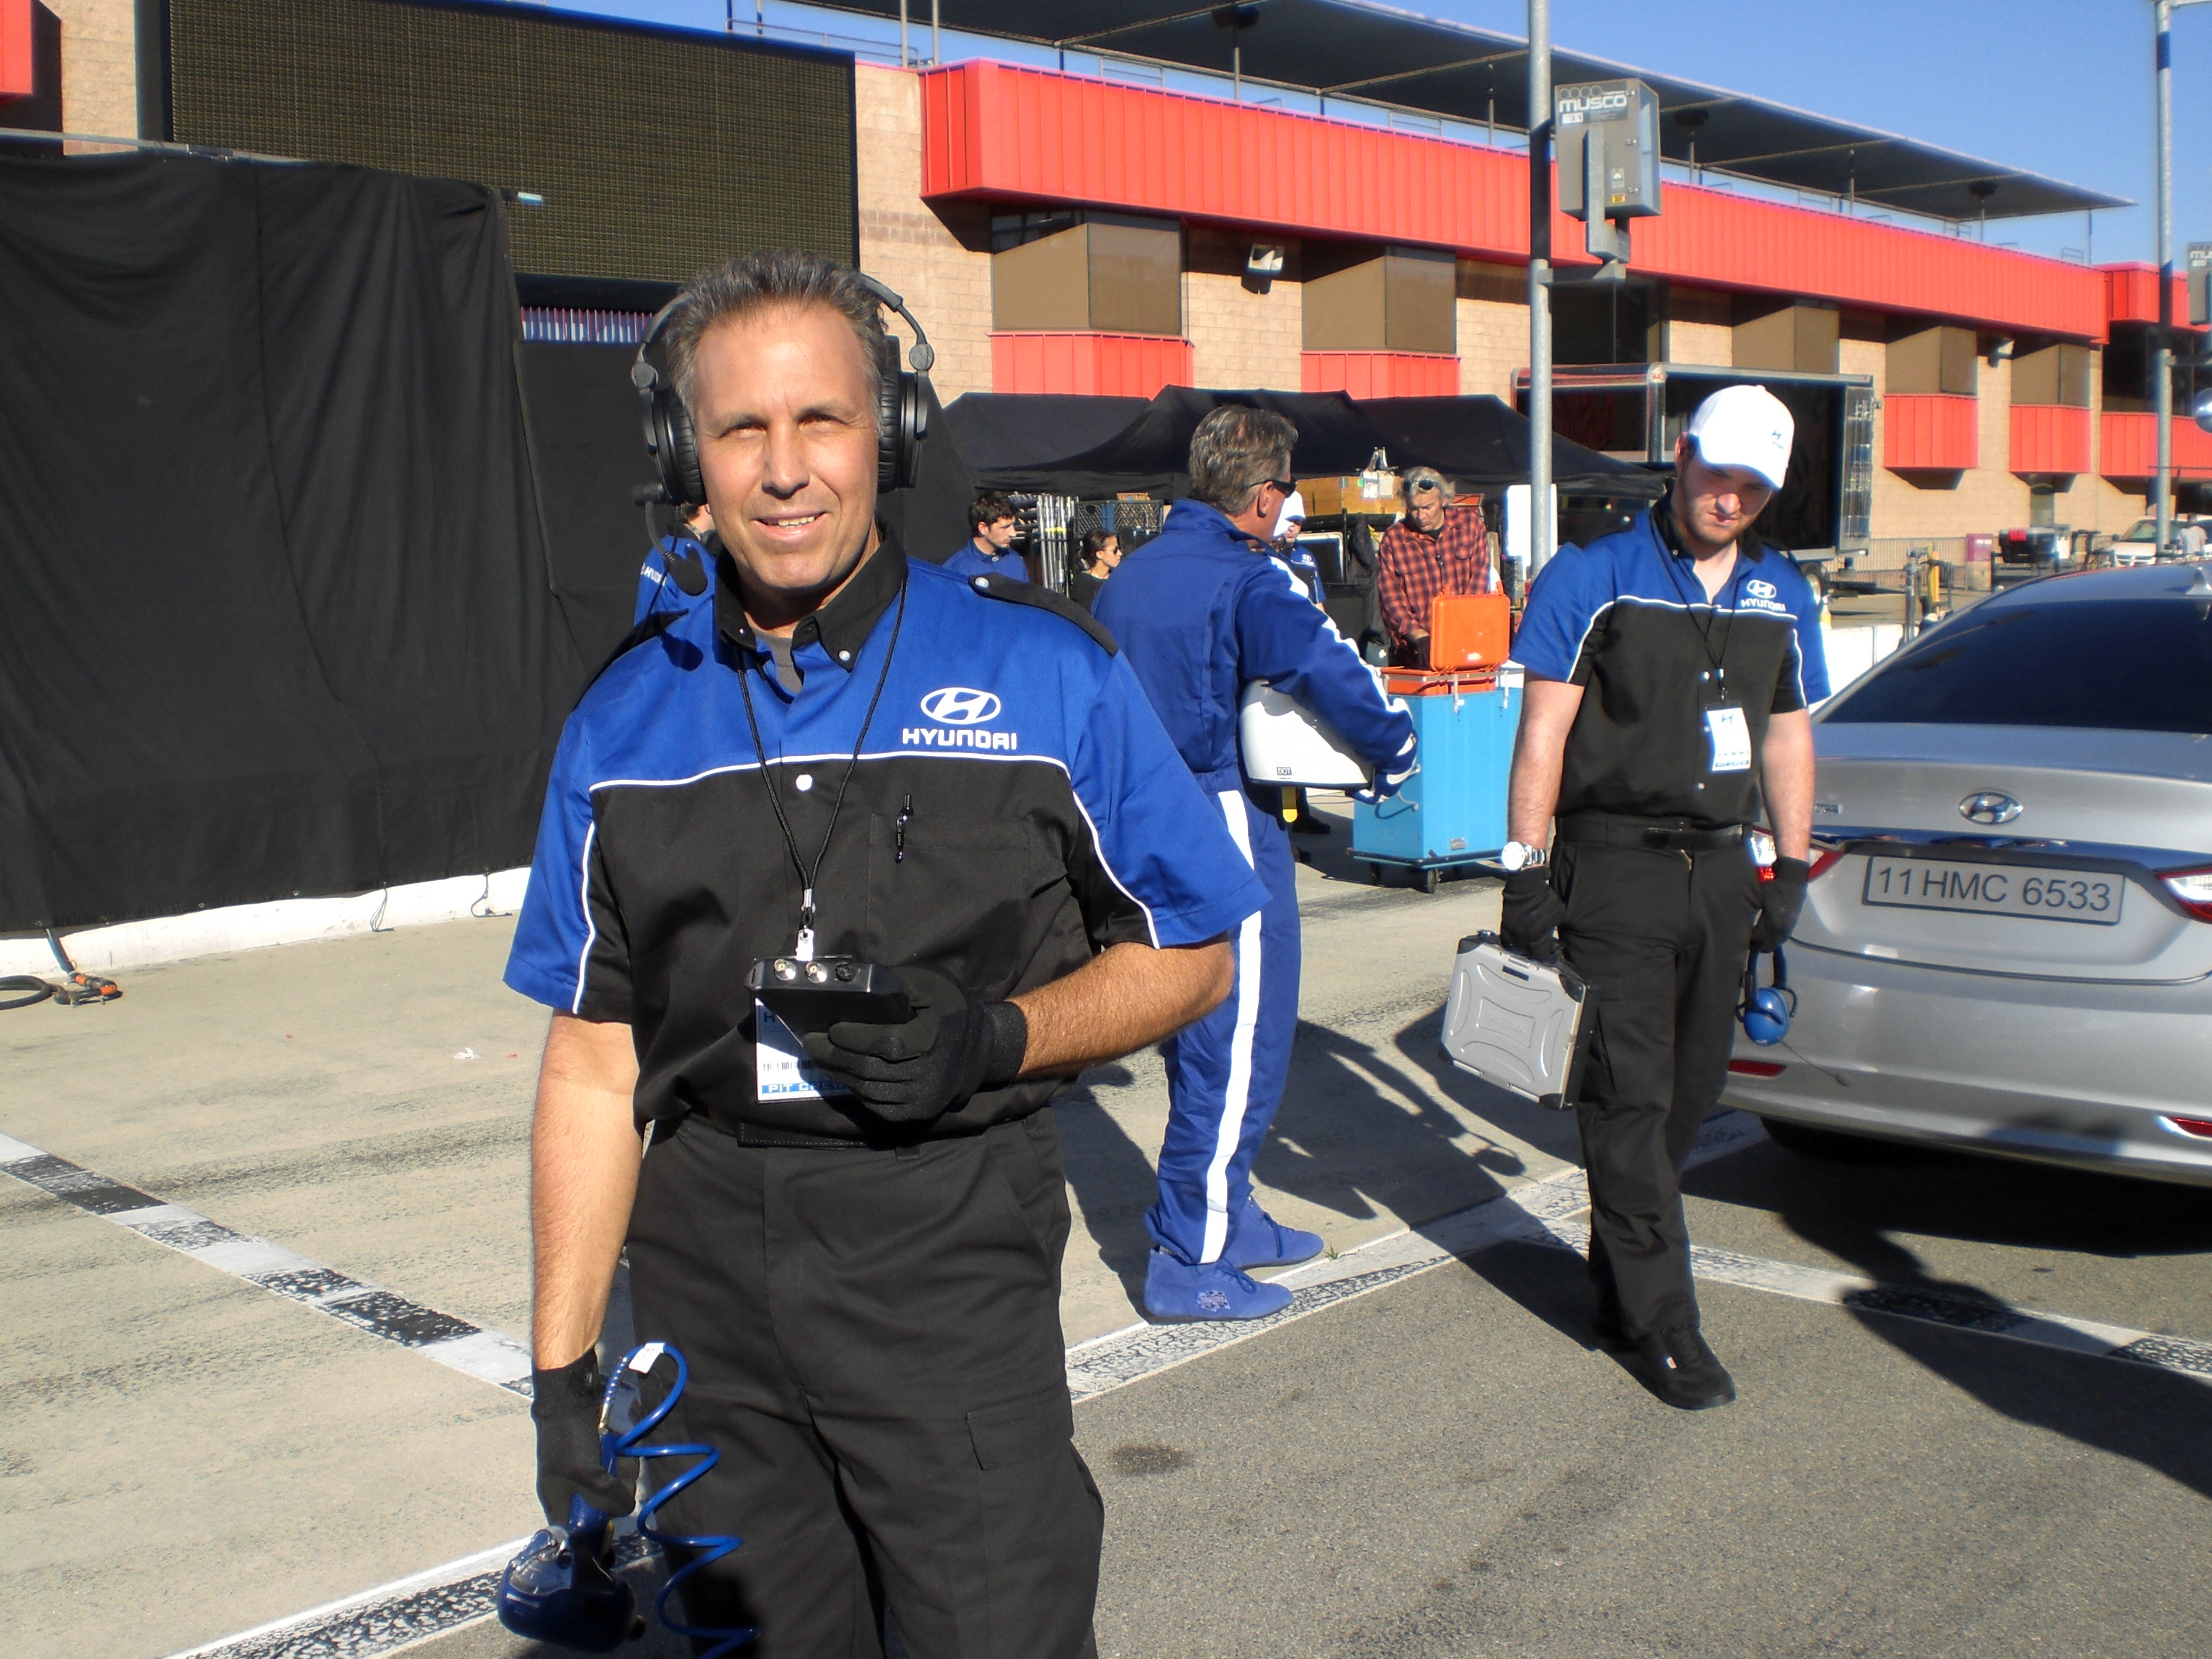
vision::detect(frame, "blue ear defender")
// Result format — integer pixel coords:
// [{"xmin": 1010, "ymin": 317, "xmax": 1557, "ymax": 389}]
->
[{"xmin": 1741, "ymin": 945, "xmax": 1794, "ymax": 1046}]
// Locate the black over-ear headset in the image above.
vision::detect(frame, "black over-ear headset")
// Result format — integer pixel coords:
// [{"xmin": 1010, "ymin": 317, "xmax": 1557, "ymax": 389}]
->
[{"xmin": 630, "ymin": 271, "xmax": 938, "ymax": 509}]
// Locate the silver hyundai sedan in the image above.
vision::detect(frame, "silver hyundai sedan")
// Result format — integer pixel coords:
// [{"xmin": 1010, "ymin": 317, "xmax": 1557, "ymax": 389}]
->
[{"xmin": 1722, "ymin": 561, "xmax": 2212, "ymax": 1185}]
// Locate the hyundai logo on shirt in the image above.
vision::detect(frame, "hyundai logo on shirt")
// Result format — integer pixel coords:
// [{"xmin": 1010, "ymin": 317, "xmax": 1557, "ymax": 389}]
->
[
  {"xmin": 906, "ymin": 686, "xmax": 1017, "ymax": 750},
  {"xmin": 920, "ymin": 687, "xmax": 1002, "ymax": 724}
]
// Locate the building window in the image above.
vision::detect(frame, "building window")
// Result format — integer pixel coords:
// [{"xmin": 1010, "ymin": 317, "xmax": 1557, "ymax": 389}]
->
[
  {"xmin": 990, "ymin": 212, "xmax": 1182, "ymax": 337},
  {"xmin": 1735, "ymin": 299, "xmax": 1839, "ymax": 375},
  {"xmin": 1553, "ymin": 279, "xmax": 1667, "ymax": 367},
  {"xmin": 2011, "ymin": 341, "xmax": 2092, "ymax": 407},
  {"xmin": 1887, "ymin": 323, "xmax": 1977, "ymax": 397},
  {"xmin": 1303, "ymin": 243, "xmax": 1455, "ymax": 355}
]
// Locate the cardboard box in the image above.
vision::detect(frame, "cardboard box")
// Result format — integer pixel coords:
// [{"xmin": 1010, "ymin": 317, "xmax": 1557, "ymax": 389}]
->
[{"xmin": 1300, "ymin": 473, "xmax": 1403, "ymax": 518}]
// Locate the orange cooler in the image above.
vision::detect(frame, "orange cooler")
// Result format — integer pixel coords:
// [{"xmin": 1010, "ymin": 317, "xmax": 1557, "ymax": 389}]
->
[{"xmin": 1429, "ymin": 592, "xmax": 1511, "ymax": 669}]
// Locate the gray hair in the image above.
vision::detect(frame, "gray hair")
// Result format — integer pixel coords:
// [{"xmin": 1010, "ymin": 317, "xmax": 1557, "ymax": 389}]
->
[
  {"xmin": 666, "ymin": 248, "xmax": 888, "ymax": 418},
  {"xmin": 1190, "ymin": 405, "xmax": 1298, "ymax": 516},
  {"xmin": 1405, "ymin": 467, "xmax": 1450, "ymax": 498}
]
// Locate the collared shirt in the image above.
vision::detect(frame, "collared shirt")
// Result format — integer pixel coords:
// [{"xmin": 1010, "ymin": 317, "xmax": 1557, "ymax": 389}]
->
[
  {"xmin": 506, "ymin": 526, "xmax": 1267, "ymax": 1141},
  {"xmin": 1375, "ymin": 502, "xmax": 1491, "ymax": 647},
  {"xmin": 1094, "ymin": 500, "xmax": 1416, "ymax": 793},
  {"xmin": 633, "ymin": 533, "xmax": 715, "ymax": 626},
  {"xmin": 943, "ymin": 542, "xmax": 1030, "ymax": 584},
  {"xmin": 1511, "ymin": 493, "xmax": 1830, "ymax": 829}
]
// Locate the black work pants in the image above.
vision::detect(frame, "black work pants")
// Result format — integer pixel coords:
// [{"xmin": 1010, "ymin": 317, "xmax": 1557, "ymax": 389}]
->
[
  {"xmin": 1555, "ymin": 841, "xmax": 1759, "ymax": 1341},
  {"xmin": 625, "ymin": 1113, "xmax": 1102, "ymax": 1659}
]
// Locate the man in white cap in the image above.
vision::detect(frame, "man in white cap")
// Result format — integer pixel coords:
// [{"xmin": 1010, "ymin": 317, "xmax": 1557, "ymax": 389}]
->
[{"xmin": 1496, "ymin": 384, "xmax": 1828, "ymax": 1411}]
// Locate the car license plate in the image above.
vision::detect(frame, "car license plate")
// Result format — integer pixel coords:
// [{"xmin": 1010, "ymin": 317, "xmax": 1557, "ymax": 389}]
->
[{"xmin": 1861, "ymin": 858, "xmax": 2124, "ymax": 926}]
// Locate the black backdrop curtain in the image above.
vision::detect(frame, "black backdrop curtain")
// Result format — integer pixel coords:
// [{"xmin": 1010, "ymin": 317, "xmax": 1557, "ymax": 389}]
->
[{"xmin": 0, "ymin": 152, "xmax": 583, "ymax": 930}]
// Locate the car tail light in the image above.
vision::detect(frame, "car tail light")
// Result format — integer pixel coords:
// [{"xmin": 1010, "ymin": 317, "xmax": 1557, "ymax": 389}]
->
[
  {"xmin": 2165, "ymin": 1117, "xmax": 2212, "ymax": 1138},
  {"xmin": 1807, "ymin": 849, "xmax": 1846, "ymax": 882},
  {"xmin": 2158, "ymin": 866, "xmax": 2212, "ymax": 921},
  {"xmin": 1728, "ymin": 1059, "xmax": 1786, "ymax": 1077}
]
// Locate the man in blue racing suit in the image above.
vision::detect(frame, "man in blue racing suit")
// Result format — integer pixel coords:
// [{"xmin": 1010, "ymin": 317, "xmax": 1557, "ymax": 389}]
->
[{"xmin": 1096, "ymin": 406, "xmax": 1418, "ymax": 1321}]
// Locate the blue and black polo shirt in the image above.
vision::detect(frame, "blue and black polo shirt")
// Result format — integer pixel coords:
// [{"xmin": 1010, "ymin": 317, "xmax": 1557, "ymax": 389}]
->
[
  {"xmin": 506, "ymin": 528, "xmax": 1269, "ymax": 1141},
  {"xmin": 1512, "ymin": 495, "xmax": 1830, "ymax": 830}
]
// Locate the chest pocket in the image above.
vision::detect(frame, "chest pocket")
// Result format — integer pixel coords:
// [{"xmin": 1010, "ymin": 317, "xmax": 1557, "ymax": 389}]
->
[{"xmin": 866, "ymin": 812, "xmax": 1071, "ymax": 999}]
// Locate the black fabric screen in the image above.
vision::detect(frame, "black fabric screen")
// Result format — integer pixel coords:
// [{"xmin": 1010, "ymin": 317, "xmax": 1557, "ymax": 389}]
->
[
  {"xmin": 0, "ymin": 152, "xmax": 583, "ymax": 930},
  {"xmin": 518, "ymin": 342, "xmax": 663, "ymax": 670}
]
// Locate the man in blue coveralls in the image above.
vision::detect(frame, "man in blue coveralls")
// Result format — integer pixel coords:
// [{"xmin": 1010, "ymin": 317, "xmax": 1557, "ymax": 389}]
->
[{"xmin": 1096, "ymin": 406, "xmax": 1419, "ymax": 1321}]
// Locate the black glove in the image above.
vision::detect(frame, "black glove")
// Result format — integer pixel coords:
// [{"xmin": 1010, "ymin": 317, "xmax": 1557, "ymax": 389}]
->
[
  {"xmin": 1499, "ymin": 866, "xmax": 1567, "ymax": 962},
  {"xmin": 1750, "ymin": 856, "xmax": 1812, "ymax": 952},
  {"xmin": 800, "ymin": 966, "xmax": 1028, "ymax": 1123},
  {"xmin": 531, "ymin": 1351, "xmax": 636, "ymax": 1529}
]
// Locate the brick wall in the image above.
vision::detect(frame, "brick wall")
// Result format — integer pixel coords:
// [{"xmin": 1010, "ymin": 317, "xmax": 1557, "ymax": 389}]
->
[
  {"xmin": 46, "ymin": 0, "xmax": 136, "ymax": 143},
  {"xmin": 855, "ymin": 64, "xmax": 994, "ymax": 403},
  {"xmin": 1184, "ymin": 225, "xmax": 1302, "ymax": 391},
  {"xmin": 1455, "ymin": 261, "xmax": 1523, "ymax": 399}
]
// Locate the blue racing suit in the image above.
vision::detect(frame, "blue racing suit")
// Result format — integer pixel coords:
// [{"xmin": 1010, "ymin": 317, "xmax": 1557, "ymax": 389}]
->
[
  {"xmin": 943, "ymin": 543, "xmax": 1030, "ymax": 584},
  {"xmin": 1095, "ymin": 500, "xmax": 1416, "ymax": 1264}
]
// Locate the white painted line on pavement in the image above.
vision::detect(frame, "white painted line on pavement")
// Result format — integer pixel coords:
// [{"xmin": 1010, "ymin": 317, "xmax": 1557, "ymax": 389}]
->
[{"xmin": 0, "ymin": 1134, "xmax": 534, "ymax": 1395}]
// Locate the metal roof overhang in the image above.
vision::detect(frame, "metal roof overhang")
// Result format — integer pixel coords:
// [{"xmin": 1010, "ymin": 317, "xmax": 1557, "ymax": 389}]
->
[{"xmin": 830, "ymin": 0, "xmax": 2128, "ymax": 222}]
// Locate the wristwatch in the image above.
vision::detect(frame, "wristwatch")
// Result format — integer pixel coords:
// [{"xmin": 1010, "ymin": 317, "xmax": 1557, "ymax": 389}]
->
[{"xmin": 1499, "ymin": 840, "xmax": 1548, "ymax": 873}]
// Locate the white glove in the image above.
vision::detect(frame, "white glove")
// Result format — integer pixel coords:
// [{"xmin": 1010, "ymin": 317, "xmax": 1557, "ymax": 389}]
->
[{"xmin": 1353, "ymin": 734, "xmax": 1419, "ymax": 804}]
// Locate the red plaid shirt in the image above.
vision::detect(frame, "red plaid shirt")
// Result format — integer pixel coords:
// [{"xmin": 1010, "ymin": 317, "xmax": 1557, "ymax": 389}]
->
[{"xmin": 1376, "ymin": 503, "xmax": 1492, "ymax": 652}]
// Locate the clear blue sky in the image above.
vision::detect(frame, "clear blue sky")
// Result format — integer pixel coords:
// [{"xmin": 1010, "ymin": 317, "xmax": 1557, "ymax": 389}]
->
[{"xmin": 555, "ymin": 0, "xmax": 2210, "ymax": 267}]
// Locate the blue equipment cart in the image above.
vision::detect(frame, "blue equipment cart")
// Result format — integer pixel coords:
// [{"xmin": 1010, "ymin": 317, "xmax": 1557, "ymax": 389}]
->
[{"xmin": 1352, "ymin": 669, "xmax": 1521, "ymax": 892}]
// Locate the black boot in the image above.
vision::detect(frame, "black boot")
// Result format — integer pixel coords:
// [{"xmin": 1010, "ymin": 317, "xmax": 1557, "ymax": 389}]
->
[{"xmin": 1635, "ymin": 1326, "xmax": 1736, "ymax": 1410}]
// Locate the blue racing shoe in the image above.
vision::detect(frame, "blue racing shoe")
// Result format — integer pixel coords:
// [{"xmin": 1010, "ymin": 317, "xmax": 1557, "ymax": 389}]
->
[
  {"xmin": 1223, "ymin": 1195, "xmax": 1325, "ymax": 1272},
  {"xmin": 1143, "ymin": 1251, "xmax": 1293, "ymax": 1323}
]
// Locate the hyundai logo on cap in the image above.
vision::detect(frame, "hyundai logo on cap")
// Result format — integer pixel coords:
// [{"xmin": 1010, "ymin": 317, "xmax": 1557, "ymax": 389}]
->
[
  {"xmin": 1685, "ymin": 384, "xmax": 1795, "ymax": 491},
  {"xmin": 1959, "ymin": 791, "xmax": 2023, "ymax": 825},
  {"xmin": 920, "ymin": 687, "xmax": 1002, "ymax": 725}
]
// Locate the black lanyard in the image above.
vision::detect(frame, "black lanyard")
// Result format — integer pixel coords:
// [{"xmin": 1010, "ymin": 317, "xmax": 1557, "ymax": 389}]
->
[
  {"xmin": 734, "ymin": 572, "xmax": 909, "ymax": 961},
  {"xmin": 1661, "ymin": 537, "xmax": 1743, "ymax": 701}
]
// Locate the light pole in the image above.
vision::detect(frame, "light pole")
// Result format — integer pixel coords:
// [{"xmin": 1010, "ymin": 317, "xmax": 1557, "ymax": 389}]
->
[
  {"xmin": 1528, "ymin": 0, "xmax": 1554, "ymax": 575},
  {"xmin": 2155, "ymin": 1, "xmax": 2212, "ymax": 553}
]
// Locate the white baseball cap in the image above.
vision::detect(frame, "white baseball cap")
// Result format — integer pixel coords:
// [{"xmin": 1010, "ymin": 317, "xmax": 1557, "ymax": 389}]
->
[{"xmin": 1685, "ymin": 385, "xmax": 1794, "ymax": 491}]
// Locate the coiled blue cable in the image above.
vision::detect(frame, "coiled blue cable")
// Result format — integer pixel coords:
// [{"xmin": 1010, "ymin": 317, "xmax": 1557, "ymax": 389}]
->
[{"xmin": 600, "ymin": 1342, "xmax": 756, "ymax": 1656}]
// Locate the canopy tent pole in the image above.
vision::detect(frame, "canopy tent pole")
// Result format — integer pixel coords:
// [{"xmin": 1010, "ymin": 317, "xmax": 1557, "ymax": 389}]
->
[{"xmin": 1528, "ymin": 0, "xmax": 1555, "ymax": 575}]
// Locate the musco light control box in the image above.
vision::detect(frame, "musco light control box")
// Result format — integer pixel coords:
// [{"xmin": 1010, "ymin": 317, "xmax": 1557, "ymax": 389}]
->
[{"xmin": 1439, "ymin": 931, "xmax": 1595, "ymax": 1110}]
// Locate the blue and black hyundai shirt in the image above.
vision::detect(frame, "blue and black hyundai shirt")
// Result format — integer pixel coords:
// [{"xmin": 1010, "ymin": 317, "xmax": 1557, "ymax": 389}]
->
[
  {"xmin": 508, "ymin": 528, "xmax": 1269, "ymax": 1141},
  {"xmin": 1512, "ymin": 493, "xmax": 1830, "ymax": 830}
]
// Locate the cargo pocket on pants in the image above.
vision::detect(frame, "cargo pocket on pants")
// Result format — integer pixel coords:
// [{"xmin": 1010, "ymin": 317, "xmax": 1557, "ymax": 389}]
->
[{"xmin": 966, "ymin": 1385, "xmax": 1074, "ymax": 1470}]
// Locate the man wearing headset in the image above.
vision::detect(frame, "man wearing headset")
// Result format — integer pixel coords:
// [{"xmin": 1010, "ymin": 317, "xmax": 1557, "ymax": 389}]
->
[
  {"xmin": 505, "ymin": 248, "xmax": 1267, "ymax": 1655},
  {"xmin": 1500, "ymin": 385, "xmax": 1827, "ymax": 1411},
  {"xmin": 1095, "ymin": 405, "xmax": 1418, "ymax": 1322}
]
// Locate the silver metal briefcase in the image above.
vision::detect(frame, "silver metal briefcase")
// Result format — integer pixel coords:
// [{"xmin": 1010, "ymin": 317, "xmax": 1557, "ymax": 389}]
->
[{"xmin": 1439, "ymin": 931, "xmax": 1595, "ymax": 1110}]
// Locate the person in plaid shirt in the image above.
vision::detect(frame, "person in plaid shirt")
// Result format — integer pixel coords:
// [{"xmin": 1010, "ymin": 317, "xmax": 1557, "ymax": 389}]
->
[{"xmin": 1376, "ymin": 467, "xmax": 1493, "ymax": 666}]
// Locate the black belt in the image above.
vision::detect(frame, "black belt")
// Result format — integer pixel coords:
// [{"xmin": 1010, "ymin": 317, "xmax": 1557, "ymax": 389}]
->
[{"xmin": 1556, "ymin": 813, "xmax": 1746, "ymax": 853}]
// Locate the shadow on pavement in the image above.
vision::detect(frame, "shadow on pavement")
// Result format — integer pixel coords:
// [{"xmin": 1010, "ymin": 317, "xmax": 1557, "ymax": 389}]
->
[
  {"xmin": 1258, "ymin": 1015, "xmax": 1527, "ymax": 1231},
  {"xmin": 1701, "ymin": 1141, "xmax": 2212, "ymax": 1500}
]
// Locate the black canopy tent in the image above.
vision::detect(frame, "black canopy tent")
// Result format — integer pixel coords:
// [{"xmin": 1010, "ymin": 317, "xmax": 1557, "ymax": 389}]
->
[
  {"xmin": 1359, "ymin": 396, "xmax": 1665, "ymax": 499},
  {"xmin": 940, "ymin": 393, "xmax": 1150, "ymax": 476},
  {"xmin": 959, "ymin": 385, "xmax": 1660, "ymax": 502}
]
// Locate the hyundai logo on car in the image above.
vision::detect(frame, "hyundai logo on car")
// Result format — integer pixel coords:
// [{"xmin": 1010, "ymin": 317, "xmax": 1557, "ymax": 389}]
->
[
  {"xmin": 1959, "ymin": 791, "xmax": 2024, "ymax": 825},
  {"xmin": 919, "ymin": 687, "xmax": 1001, "ymax": 725}
]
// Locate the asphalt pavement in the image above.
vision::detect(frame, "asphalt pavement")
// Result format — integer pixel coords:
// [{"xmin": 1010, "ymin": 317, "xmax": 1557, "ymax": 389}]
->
[{"xmin": 4, "ymin": 801, "xmax": 2208, "ymax": 1658}]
